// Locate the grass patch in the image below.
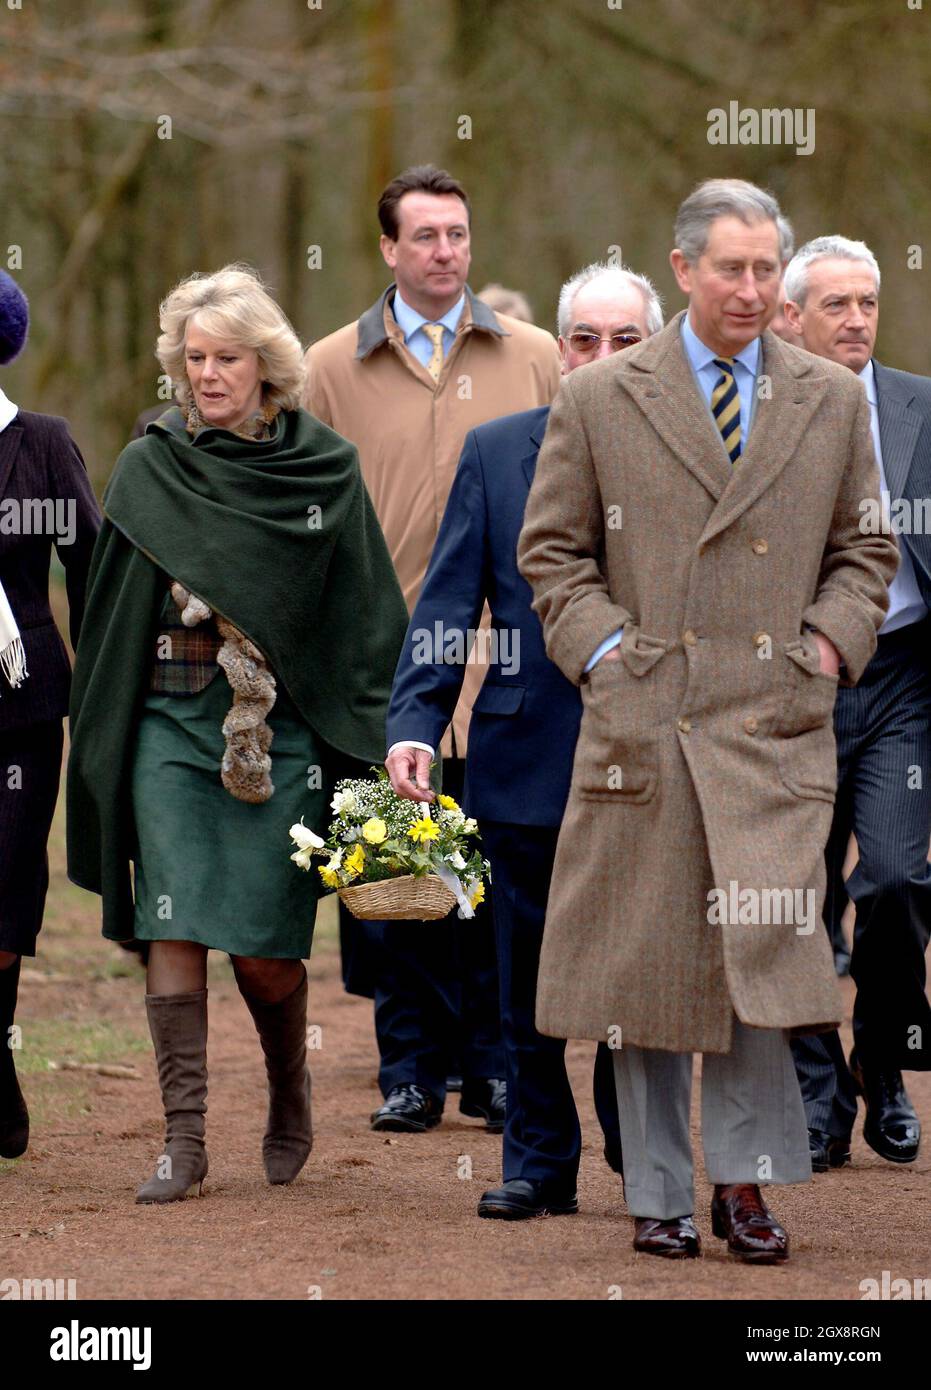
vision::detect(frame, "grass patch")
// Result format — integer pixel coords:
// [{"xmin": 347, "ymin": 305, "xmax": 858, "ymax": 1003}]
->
[{"xmin": 16, "ymin": 1018, "xmax": 149, "ymax": 1076}]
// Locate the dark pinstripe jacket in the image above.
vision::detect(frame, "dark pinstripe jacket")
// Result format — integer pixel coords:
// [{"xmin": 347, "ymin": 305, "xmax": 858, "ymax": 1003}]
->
[
  {"xmin": 874, "ymin": 359, "xmax": 931, "ymax": 607},
  {"xmin": 0, "ymin": 410, "xmax": 100, "ymax": 732}
]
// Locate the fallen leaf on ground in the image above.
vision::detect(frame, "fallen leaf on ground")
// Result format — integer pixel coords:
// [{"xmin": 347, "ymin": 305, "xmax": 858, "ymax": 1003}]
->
[{"xmin": 48, "ymin": 1061, "xmax": 141, "ymax": 1080}]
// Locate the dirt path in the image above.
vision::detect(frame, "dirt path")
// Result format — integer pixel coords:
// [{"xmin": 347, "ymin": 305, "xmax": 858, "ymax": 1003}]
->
[{"xmin": 3, "ymin": 901, "xmax": 928, "ymax": 1301}]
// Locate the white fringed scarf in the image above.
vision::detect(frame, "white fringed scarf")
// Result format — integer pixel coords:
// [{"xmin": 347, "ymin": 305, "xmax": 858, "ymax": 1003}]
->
[{"xmin": 0, "ymin": 386, "xmax": 27, "ymax": 693}]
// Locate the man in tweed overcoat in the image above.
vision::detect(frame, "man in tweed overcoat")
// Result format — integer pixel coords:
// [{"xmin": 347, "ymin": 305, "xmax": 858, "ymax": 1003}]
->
[{"xmin": 518, "ymin": 180, "xmax": 899, "ymax": 1263}]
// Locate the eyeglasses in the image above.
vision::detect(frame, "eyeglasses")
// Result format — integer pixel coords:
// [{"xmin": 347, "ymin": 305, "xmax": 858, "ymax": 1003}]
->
[{"xmin": 567, "ymin": 332, "xmax": 642, "ymax": 354}]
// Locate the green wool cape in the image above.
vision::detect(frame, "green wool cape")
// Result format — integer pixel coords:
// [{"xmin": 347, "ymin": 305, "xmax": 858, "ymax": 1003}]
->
[{"xmin": 67, "ymin": 406, "xmax": 409, "ymax": 941}]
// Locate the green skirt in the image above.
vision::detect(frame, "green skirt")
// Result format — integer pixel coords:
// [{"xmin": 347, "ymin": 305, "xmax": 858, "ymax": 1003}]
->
[{"xmin": 131, "ymin": 672, "xmax": 332, "ymax": 958}]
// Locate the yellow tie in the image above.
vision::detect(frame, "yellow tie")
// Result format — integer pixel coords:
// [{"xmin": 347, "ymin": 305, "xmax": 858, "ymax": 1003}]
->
[
  {"xmin": 711, "ymin": 357, "xmax": 742, "ymax": 464},
  {"xmin": 423, "ymin": 323, "xmax": 445, "ymax": 383}
]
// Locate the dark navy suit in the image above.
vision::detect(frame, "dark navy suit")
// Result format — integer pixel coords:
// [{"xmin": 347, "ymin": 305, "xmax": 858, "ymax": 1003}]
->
[
  {"xmin": 793, "ymin": 361, "xmax": 931, "ymax": 1140},
  {"xmin": 388, "ymin": 406, "xmax": 621, "ymax": 1184}
]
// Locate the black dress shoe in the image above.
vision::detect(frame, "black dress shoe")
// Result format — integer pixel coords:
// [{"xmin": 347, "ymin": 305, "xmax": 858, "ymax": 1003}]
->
[
  {"xmin": 633, "ymin": 1216, "xmax": 701, "ymax": 1259},
  {"xmin": 849, "ymin": 1050, "xmax": 920, "ymax": 1164},
  {"xmin": 808, "ymin": 1127, "xmax": 852, "ymax": 1173},
  {"xmin": 370, "ymin": 1084, "xmax": 443, "ymax": 1133},
  {"xmin": 477, "ymin": 1177, "xmax": 578, "ymax": 1220},
  {"xmin": 459, "ymin": 1078, "xmax": 506, "ymax": 1133}
]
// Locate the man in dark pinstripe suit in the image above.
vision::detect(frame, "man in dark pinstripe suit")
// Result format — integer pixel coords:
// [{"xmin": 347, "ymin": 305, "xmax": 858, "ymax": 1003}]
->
[{"xmin": 784, "ymin": 236, "xmax": 931, "ymax": 1169}]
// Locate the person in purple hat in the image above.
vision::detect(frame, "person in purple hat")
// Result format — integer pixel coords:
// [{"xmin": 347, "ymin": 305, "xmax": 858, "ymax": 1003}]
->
[{"xmin": 0, "ymin": 270, "xmax": 100, "ymax": 1159}]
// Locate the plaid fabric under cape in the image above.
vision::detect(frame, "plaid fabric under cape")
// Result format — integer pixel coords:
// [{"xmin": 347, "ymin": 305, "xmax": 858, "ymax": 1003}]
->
[{"xmin": 149, "ymin": 600, "xmax": 222, "ymax": 695}]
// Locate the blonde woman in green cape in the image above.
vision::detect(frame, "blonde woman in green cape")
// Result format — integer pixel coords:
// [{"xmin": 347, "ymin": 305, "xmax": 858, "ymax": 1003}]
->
[{"xmin": 68, "ymin": 265, "xmax": 408, "ymax": 1203}]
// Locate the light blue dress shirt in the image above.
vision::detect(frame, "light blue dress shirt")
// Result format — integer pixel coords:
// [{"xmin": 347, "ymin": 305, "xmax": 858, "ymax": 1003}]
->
[
  {"xmin": 859, "ymin": 359, "xmax": 928, "ymax": 635},
  {"xmin": 680, "ymin": 311, "xmax": 760, "ymax": 445},
  {"xmin": 584, "ymin": 315, "xmax": 762, "ymax": 672},
  {"xmin": 391, "ymin": 288, "xmax": 465, "ymax": 369}
]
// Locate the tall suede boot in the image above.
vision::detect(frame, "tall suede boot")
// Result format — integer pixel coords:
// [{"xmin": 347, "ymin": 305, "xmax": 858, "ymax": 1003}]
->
[
  {"xmin": 0, "ymin": 958, "xmax": 29, "ymax": 1159},
  {"xmin": 241, "ymin": 971, "xmax": 312, "ymax": 1184},
  {"xmin": 136, "ymin": 989, "xmax": 209, "ymax": 1204}
]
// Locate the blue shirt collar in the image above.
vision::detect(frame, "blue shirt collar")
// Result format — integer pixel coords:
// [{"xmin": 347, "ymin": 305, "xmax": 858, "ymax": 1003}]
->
[
  {"xmin": 392, "ymin": 287, "xmax": 465, "ymax": 344},
  {"xmin": 681, "ymin": 310, "xmax": 760, "ymax": 378}
]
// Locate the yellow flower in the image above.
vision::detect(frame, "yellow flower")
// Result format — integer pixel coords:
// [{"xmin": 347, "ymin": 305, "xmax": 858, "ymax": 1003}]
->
[
  {"xmin": 318, "ymin": 865, "xmax": 339, "ymax": 888},
  {"xmin": 407, "ymin": 817, "xmax": 440, "ymax": 845},
  {"xmin": 343, "ymin": 843, "xmax": 365, "ymax": 877},
  {"xmin": 437, "ymin": 794, "xmax": 459, "ymax": 811},
  {"xmin": 362, "ymin": 817, "xmax": 387, "ymax": 845},
  {"xmin": 469, "ymin": 882, "xmax": 486, "ymax": 909}
]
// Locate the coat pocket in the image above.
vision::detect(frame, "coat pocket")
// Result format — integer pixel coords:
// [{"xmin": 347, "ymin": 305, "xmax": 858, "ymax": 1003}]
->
[
  {"xmin": 573, "ymin": 625, "xmax": 664, "ymax": 803},
  {"xmin": 471, "ymin": 681, "xmax": 526, "ymax": 716},
  {"xmin": 775, "ymin": 639, "xmax": 839, "ymax": 802}
]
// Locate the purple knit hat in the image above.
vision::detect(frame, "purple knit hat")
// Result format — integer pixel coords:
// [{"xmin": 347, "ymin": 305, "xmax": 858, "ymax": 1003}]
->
[{"xmin": 0, "ymin": 271, "xmax": 29, "ymax": 365}]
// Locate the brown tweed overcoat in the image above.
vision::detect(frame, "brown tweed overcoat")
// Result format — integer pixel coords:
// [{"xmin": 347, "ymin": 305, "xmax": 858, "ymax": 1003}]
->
[{"xmin": 517, "ymin": 312, "xmax": 900, "ymax": 1053}]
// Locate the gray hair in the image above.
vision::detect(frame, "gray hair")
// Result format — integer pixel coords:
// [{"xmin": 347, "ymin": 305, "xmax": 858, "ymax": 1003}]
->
[
  {"xmin": 674, "ymin": 178, "xmax": 794, "ymax": 265},
  {"xmin": 557, "ymin": 262, "xmax": 664, "ymax": 338},
  {"xmin": 783, "ymin": 235, "xmax": 881, "ymax": 308}
]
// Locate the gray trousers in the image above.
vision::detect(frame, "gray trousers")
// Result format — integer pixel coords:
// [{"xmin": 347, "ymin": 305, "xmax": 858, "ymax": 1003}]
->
[{"xmin": 612, "ymin": 1016, "xmax": 811, "ymax": 1220}]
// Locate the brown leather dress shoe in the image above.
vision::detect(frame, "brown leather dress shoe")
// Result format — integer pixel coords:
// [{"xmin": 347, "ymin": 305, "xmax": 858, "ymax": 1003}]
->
[
  {"xmin": 633, "ymin": 1216, "xmax": 701, "ymax": 1259},
  {"xmin": 711, "ymin": 1184, "xmax": 789, "ymax": 1264}
]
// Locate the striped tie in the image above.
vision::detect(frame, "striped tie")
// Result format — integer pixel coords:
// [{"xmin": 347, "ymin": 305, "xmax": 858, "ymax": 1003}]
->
[
  {"xmin": 423, "ymin": 323, "xmax": 445, "ymax": 383},
  {"xmin": 711, "ymin": 357, "xmax": 742, "ymax": 464}
]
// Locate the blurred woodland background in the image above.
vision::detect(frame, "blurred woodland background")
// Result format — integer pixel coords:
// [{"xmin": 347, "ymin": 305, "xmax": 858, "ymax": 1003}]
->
[{"xmin": 1, "ymin": 0, "xmax": 930, "ymax": 489}]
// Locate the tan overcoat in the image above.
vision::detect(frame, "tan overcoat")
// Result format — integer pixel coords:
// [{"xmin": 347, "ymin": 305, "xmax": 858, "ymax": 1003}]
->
[
  {"xmin": 517, "ymin": 312, "xmax": 899, "ymax": 1052},
  {"xmin": 305, "ymin": 286, "xmax": 561, "ymax": 756}
]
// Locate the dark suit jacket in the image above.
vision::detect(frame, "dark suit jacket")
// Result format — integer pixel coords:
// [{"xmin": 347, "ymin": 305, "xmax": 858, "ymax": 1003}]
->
[
  {"xmin": 874, "ymin": 359, "xmax": 931, "ymax": 606},
  {"xmin": 0, "ymin": 410, "xmax": 100, "ymax": 732},
  {"xmin": 386, "ymin": 405, "xmax": 581, "ymax": 827}
]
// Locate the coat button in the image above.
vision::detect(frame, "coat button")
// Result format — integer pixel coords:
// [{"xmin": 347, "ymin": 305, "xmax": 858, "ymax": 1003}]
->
[
  {"xmin": 751, "ymin": 538, "xmax": 769, "ymax": 555},
  {"xmin": 744, "ymin": 715, "xmax": 759, "ymax": 734},
  {"xmin": 683, "ymin": 629, "xmax": 698, "ymax": 646},
  {"xmin": 753, "ymin": 631, "xmax": 770, "ymax": 648},
  {"xmin": 677, "ymin": 717, "xmax": 691, "ymax": 734}
]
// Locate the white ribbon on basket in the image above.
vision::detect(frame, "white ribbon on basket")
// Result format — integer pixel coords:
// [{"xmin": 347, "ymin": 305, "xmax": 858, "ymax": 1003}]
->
[
  {"xmin": 429, "ymin": 857, "xmax": 476, "ymax": 920},
  {"xmin": 422, "ymin": 796, "xmax": 477, "ymax": 919}
]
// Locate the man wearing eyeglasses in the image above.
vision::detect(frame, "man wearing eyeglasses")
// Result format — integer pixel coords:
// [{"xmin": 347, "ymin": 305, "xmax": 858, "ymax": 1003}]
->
[{"xmin": 386, "ymin": 263, "xmax": 662, "ymax": 1219}]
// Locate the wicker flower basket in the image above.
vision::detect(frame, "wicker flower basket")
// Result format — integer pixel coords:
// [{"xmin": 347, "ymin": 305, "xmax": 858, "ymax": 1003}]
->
[{"xmin": 338, "ymin": 873, "xmax": 457, "ymax": 921}]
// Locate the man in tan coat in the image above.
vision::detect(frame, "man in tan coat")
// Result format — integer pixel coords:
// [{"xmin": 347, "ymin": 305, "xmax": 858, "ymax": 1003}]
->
[
  {"xmin": 305, "ymin": 164, "xmax": 561, "ymax": 1133},
  {"xmin": 518, "ymin": 179, "xmax": 898, "ymax": 1263}
]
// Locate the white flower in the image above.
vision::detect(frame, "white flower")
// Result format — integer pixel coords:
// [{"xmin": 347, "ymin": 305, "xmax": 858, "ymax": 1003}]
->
[
  {"xmin": 327, "ymin": 848, "xmax": 344, "ymax": 870},
  {"xmin": 446, "ymin": 850, "xmax": 466, "ymax": 871},
  {"xmin": 290, "ymin": 847, "xmax": 314, "ymax": 871},
  {"xmin": 289, "ymin": 819, "xmax": 325, "ymax": 851},
  {"xmin": 331, "ymin": 789, "xmax": 356, "ymax": 815},
  {"xmin": 463, "ymin": 818, "xmax": 478, "ymax": 835}
]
